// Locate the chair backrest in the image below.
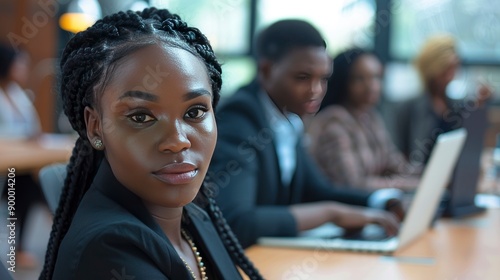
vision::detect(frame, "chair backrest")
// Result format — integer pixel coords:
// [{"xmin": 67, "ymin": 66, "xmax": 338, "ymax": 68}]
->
[{"xmin": 38, "ymin": 163, "xmax": 67, "ymax": 214}]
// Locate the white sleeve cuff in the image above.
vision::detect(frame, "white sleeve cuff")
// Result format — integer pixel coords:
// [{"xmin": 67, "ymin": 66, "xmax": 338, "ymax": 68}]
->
[{"xmin": 368, "ymin": 188, "xmax": 404, "ymax": 209}]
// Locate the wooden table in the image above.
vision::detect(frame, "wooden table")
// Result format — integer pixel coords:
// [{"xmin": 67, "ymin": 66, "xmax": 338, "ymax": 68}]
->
[
  {"xmin": 0, "ymin": 134, "xmax": 74, "ymax": 175},
  {"xmin": 246, "ymin": 209, "xmax": 500, "ymax": 280}
]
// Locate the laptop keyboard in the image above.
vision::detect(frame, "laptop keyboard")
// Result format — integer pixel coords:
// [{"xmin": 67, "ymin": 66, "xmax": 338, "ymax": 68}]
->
[{"xmin": 337, "ymin": 224, "xmax": 391, "ymax": 241}]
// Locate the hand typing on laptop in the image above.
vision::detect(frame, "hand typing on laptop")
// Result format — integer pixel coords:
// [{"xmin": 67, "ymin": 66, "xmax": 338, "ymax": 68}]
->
[
  {"xmin": 290, "ymin": 201, "xmax": 400, "ymax": 237},
  {"xmin": 259, "ymin": 129, "xmax": 467, "ymax": 254},
  {"xmin": 385, "ymin": 198, "xmax": 405, "ymax": 221},
  {"xmin": 333, "ymin": 205, "xmax": 400, "ymax": 237}
]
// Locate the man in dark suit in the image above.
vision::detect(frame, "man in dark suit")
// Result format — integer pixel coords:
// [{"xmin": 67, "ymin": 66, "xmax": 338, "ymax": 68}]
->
[{"xmin": 208, "ymin": 20, "xmax": 404, "ymax": 248}]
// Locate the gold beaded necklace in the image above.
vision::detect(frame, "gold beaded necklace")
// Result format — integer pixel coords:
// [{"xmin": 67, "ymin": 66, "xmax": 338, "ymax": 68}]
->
[{"xmin": 181, "ymin": 229, "xmax": 208, "ymax": 280}]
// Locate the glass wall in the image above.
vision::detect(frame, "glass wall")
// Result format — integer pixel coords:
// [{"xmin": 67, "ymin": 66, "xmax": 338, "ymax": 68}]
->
[
  {"xmin": 151, "ymin": 0, "xmax": 382, "ymax": 95},
  {"xmin": 385, "ymin": 0, "xmax": 500, "ymax": 102},
  {"xmin": 390, "ymin": 0, "xmax": 500, "ymax": 62},
  {"xmin": 150, "ymin": 0, "xmax": 254, "ymax": 95},
  {"xmin": 151, "ymin": 0, "xmax": 251, "ymax": 54},
  {"xmin": 257, "ymin": 0, "xmax": 376, "ymax": 56},
  {"xmin": 149, "ymin": 0, "xmax": 500, "ymax": 100}
]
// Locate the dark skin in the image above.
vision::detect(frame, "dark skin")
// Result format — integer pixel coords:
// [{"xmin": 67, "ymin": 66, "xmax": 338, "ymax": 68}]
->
[
  {"xmin": 427, "ymin": 54, "xmax": 460, "ymax": 115},
  {"xmin": 345, "ymin": 54, "xmax": 383, "ymax": 114},
  {"xmin": 85, "ymin": 44, "xmax": 216, "ymax": 279},
  {"xmin": 258, "ymin": 46, "xmax": 400, "ymax": 234},
  {"xmin": 345, "ymin": 54, "xmax": 406, "ymax": 218},
  {"xmin": 0, "ymin": 51, "xmax": 30, "ymax": 89},
  {"xmin": 260, "ymin": 47, "xmax": 332, "ymax": 116}
]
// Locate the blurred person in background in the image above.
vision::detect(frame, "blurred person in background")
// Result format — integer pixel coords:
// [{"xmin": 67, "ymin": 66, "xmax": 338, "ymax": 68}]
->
[
  {"xmin": 394, "ymin": 35, "xmax": 492, "ymax": 165},
  {"xmin": 209, "ymin": 20, "xmax": 404, "ymax": 248},
  {"xmin": 0, "ymin": 43, "xmax": 41, "ymax": 138},
  {"xmin": 0, "ymin": 42, "xmax": 44, "ymax": 268},
  {"xmin": 308, "ymin": 48, "xmax": 420, "ymax": 191}
]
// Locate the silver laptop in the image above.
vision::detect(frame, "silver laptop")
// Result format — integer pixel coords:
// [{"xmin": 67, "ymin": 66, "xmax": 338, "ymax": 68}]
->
[{"xmin": 258, "ymin": 128, "xmax": 467, "ymax": 254}]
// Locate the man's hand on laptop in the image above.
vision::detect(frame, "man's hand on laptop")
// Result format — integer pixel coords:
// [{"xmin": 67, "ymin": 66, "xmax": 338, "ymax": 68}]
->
[
  {"xmin": 384, "ymin": 198, "xmax": 405, "ymax": 221},
  {"xmin": 334, "ymin": 205, "xmax": 400, "ymax": 237},
  {"xmin": 289, "ymin": 202, "xmax": 399, "ymax": 236}
]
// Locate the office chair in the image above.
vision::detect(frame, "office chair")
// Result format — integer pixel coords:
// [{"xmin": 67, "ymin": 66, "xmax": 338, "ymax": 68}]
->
[{"xmin": 38, "ymin": 163, "xmax": 67, "ymax": 214}]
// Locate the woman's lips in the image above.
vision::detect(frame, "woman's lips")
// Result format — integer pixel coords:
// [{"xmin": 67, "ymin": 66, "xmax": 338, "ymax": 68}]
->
[
  {"xmin": 304, "ymin": 99, "xmax": 321, "ymax": 114},
  {"xmin": 152, "ymin": 163, "xmax": 198, "ymax": 185}
]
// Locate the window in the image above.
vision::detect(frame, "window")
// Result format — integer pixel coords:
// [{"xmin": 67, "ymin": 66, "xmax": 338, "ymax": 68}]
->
[
  {"xmin": 150, "ymin": 0, "xmax": 251, "ymax": 55},
  {"xmin": 390, "ymin": 0, "xmax": 500, "ymax": 62},
  {"xmin": 257, "ymin": 0, "xmax": 377, "ymax": 56},
  {"xmin": 150, "ymin": 0, "xmax": 253, "ymax": 95}
]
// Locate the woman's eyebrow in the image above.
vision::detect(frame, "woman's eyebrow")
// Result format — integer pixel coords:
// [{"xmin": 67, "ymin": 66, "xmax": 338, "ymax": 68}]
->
[
  {"xmin": 183, "ymin": 89, "xmax": 211, "ymax": 101},
  {"xmin": 119, "ymin": 90, "xmax": 159, "ymax": 102}
]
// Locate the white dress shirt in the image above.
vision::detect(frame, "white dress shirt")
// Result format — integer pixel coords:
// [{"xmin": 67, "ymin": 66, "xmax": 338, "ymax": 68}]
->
[
  {"xmin": 0, "ymin": 82, "xmax": 41, "ymax": 139},
  {"xmin": 259, "ymin": 91, "xmax": 303, "ymax": 186},
  {"xmin": 258, "ymin": 90, "xmax": 403, "ymax": 208}
]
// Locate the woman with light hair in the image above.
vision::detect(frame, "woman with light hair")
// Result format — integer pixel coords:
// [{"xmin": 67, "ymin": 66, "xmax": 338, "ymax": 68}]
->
[{"xmin": 394, "ymin": 34, "xmax": 492, "ymax": 165}]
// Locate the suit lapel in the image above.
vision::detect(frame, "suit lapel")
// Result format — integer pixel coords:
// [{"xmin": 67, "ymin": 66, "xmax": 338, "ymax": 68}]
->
[{"xmin": 244, "ymin": 87, "xmax": 293, "ymax": 203}]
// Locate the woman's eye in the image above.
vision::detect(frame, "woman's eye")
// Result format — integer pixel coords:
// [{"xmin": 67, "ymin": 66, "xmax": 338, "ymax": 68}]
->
[
  {"xmin": 185, "ymin": 107, "xmax": 207, "ymax": 119},
  {"xmin": 129, "ymin": 113, "xmax": 155, "ymax": 123}
]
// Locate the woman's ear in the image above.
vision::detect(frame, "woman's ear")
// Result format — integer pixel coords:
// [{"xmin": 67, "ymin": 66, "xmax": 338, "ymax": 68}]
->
[{"xmin": 84, "ymin": 106, "xmax": 104, "ymax": 150}]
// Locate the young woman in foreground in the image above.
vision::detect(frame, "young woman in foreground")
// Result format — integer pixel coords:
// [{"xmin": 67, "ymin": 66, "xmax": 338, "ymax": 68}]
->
[{"xmin": 40, "ymin": 7, "xmax": 262, "ymax": 280}]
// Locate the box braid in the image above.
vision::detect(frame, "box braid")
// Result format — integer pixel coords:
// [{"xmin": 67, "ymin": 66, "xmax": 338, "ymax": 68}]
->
[
  {"xmin": 196, "ymin": 185, "xmax": 264, "ymax": 280},
  {"xmin": 40, "ymin": 7, "xmax": 261, "ymax": 280}
]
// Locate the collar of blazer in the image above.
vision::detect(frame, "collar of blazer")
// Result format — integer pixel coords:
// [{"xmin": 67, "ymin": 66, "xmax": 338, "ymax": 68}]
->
[{"xmin": 219, "ymin": 79, "xmax": 270, "ymax": 132}]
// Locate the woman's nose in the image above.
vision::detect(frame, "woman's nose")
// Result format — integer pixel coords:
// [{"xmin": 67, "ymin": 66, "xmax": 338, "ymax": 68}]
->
[{"xmin": 158, "ymin": 119, "xmax": 191, "ymax": 153}]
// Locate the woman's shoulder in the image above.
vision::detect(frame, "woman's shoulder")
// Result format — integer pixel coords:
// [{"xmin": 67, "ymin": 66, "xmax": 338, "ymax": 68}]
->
[
  {"xmin": 315, "ymin": 105, "xmax": 351, "ymax": 121},
  {"xmin": 308, "ymin": 105, "xmax": 355, "ymax": 136},
  {"xmin": 59, "ymin": 187, "xmax": 166, "ymax": 254},
  {"xmin": 54, "ymin": 221, "xmax": 175, "ymax": 279},
  {"xmin": 53, "ymin": 192, "xmax": 176, "ymax": 278}
]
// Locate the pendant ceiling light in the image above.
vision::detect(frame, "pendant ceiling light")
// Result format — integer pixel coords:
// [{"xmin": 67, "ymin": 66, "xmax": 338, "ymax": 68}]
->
[{"xmin": 59, "ymin": 0, "xmax": 102, "ymax": 33}]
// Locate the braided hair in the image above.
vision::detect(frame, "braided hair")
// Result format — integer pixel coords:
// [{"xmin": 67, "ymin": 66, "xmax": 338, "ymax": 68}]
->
[{"xmin": 40, "ymin": 7, "xmax": 262, "ymax": 280}]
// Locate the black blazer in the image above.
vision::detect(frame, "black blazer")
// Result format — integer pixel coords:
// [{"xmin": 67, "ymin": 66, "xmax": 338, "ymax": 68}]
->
[
  {"xmin": 209, "ymin": 80, "xmax": 372, "ymax": 248},
  {"xmin": 393, "ymin": 93, "xmax": 468, "ymax": 165},
  {"xmin": 53, "ymin": 159, "xmax": 242, "ymax": 279}
]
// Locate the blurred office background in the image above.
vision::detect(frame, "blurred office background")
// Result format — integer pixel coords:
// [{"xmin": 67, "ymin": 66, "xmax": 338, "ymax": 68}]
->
[
  {"xmin": 0, "ymin": 0, "xmax": 499, "ymax": 140},
  {"xmin": 0, "ymin": 1, "xmax": 499, "ymax": 279}
]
